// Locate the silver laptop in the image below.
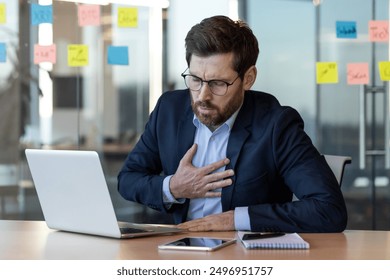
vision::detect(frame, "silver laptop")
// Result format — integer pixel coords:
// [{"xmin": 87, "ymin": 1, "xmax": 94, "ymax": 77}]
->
[{"xmin": 25, "ymin": 149, "xmax": 182, "ymax": 239}]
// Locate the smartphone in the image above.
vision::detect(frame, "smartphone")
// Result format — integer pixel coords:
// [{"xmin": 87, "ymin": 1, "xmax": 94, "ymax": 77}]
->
[{"xmin": 158, "ymin": 237, "xmax": 236, "ymax": 251}]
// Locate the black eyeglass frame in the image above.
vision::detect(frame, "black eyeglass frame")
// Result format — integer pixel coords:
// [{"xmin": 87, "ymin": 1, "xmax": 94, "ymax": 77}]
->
[{"xmin": 181, "ymin": 69, "xmax": 240, "ymax": 96}]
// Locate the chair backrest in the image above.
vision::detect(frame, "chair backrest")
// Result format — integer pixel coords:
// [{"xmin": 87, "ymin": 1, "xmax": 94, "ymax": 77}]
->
[{"xmin": 323, "ymin": 155, "xmax": 352, "ymax": 186}]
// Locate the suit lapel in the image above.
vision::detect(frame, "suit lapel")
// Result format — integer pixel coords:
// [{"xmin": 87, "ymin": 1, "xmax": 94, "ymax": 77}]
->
[
  {"xmin": 176, "ymin": 103, "xmax": 196, "ymax": 222},
  {"xmin": 177, "ymin": 107, "xmax": 196, "ymax": 161},
  {"xmin": 222, "ymin": 97, "xmax": 252, "ymax": 211}
]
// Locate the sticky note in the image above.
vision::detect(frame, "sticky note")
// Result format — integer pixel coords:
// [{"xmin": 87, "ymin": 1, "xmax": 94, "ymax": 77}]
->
[
  {"xmin": 117, "ymin": 7, "xmax": 138, "ymax": 28},
  {"xmin": 379, "ymin": 61, "xmax": 390, "ymax": 81},
  {"xmin": 0, "ymin": 3, "xmax": 6, "ymax": 24},
  {"xmin": 78, "ymin": 4, "xmax": 100, "ymax": 26},
  {"xmin": 107, "ymin": 46, "xmax": 129, "ymax": 65},
  {"xmin": 68, "ymin": 44, "xmax": 89, "ymax": 67},
  {"xmin": 316, "ymin": 62, "xmax": 338, "ymax": 84},
  {"xmin": 31, "ymin": 4, "xmax": 53, "ymax": 25},
  {"xmin": 0, "ymin": 43, "xmax": 6, "ymax": 62},
  {"xmin": 34, "ymin": 44, "xmax": 56, "ymax": 64},
  {"xmin": 336, "ymin": 21, "xmax": 357, "ymax": 39},
  {"xmin": 369, "ymin": 20, "xmax": 388, "ymax": 42},
  {"xmin": 347, "ymin": 63, "xmax": 369, "ymax": 85}
]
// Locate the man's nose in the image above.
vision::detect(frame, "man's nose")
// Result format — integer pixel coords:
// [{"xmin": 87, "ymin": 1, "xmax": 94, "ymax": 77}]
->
[{"xmin": 197, "ymin": 82, "xmax": 213, "ymax": 101}]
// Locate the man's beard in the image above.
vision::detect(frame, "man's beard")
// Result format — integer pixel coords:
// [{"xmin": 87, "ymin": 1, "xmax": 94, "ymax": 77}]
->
[{"xmin": 191, "ymin": 94, "xmax": 243, "ymax": 128}]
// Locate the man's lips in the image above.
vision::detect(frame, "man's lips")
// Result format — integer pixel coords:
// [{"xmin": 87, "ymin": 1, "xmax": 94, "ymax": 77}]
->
[{"xmin": 197, "ymin": 106, "xmax": 214, "ymax": 114}]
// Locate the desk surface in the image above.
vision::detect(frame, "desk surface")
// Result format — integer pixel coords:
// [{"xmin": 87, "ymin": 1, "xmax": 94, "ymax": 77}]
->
[{"xmin": 1, "ymin": 220, "xmax": 389, "ymax": 260}]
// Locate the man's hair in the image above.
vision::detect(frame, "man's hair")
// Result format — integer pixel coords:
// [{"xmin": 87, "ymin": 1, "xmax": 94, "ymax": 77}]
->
[{"xmin": 185, "ymin": 15, "xmax": 259, "ymax": 78}]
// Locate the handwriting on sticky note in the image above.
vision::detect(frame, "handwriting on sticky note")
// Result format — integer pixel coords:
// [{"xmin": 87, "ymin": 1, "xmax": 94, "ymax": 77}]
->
[
  {"xmin": 34, "ymin": 44, "xmax": 56, "ymax": 64},
  {"xmin": 347, "ymin": 63, "xmax": 369, "ymax": 85},
  {"xmin": 0, "ymin": 3, "xmax": 6, "ymax": 24},
  {"xmin": 336, "ymin": 21, "xmax": 357, "ymax": 39},
  {"xmin": 68, "ymin": 45, "xmax": 89, "ymax": 67},
  {"xmin": 78, "ymin": 4, "xmax": 100, "ymax": 26},
  {"xmin": 0, "ymin": 43, "xmax": 6, "ymax": 62},
  {"xmin": 369, "ymin": 20, "xmax": 388, "ymax": 42},
  {"xmin": 31, "ymin": 4, "xmax": 53, "ymax": 25},
  {"xmin": 316, "ymin": 62, "xmax": 338, "ymax": 84},
  {"xmin": 107, "ymin": 46, "xmax": 129, "ymax": 65},
  {"xmin": 117, "ymin": 7, "xmax": 138, "ymax": 27},
  {"xmin": 379, "ymin": 61, "xmax": 390, "ymax": 81}
]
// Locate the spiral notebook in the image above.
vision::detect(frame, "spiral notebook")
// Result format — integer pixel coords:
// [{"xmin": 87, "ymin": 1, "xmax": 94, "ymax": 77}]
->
[{"xmin": 238, "ymin": 231, "xmax": 310, "ymax": 249}]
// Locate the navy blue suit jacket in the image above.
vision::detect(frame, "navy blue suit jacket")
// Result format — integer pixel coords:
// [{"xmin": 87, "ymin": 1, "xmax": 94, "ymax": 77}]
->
[{"xmin": 118, "ymin": 89, "xmax": 348, "ymax": 233}]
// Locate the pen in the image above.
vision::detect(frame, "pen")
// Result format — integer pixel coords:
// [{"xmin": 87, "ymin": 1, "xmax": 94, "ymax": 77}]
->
[{"xmin": 242, "ymin": 232, "xmax": 285, "ymax": 240}]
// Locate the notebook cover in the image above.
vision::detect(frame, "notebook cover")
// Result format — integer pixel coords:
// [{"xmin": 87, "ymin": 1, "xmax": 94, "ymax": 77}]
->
[{"xmin": 238, "ymin": 231, "xmax": 310, "ymax": 249}]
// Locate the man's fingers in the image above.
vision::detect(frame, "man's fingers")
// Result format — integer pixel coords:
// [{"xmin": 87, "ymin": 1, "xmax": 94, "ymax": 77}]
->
[
  {"xmin": 205, "ymin": 178, "xmax": 233, "ymax": 192},
  {"xmin": 204, "ymin": 191, "xmax": 222, "ymax": 198},
  {"xmin": 177, "ymin": 211, "xmax": 235, "ymax": 232},
  {"xmin": 181, "ymin": 143, "xmax": 198, "ymax": 164},
  {"xmin": 177, "ymin": 219, "xmax": 210, "ymax": 231},
  {"xmin": 206, "ymin": 169, "xmax": 234, "ymax": 182},
  {"xmin": 201, "ymin": 158, "xmax": 230, "ymax": 174}
]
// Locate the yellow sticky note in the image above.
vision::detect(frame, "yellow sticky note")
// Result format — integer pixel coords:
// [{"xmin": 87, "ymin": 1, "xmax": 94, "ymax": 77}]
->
[
  {"xmin": 379, "ymin": 61, "xmax": 390, "ymax": 81},
  {"xmin": 117, "ymin": 7, "xmax": 138, "ymax": 28},
  {"xmin": 68, "ymin": 44, "xmax": 89, "ymax": 67},
  {"xmin": 316, "ymin": 62, "xmax": 338, "ymax": 84},
  {"xmin": 0, "ymin": 3, "xmax": 6, "ymax": 24}
]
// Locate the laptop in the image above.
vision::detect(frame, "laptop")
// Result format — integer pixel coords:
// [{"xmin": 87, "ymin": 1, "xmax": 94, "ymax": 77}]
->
[{"xmin": 25, "ymin": 149, "xmax": 182, "ymax": 239}]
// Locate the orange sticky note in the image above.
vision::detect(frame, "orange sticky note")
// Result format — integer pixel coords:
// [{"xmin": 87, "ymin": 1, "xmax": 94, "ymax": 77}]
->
[
  {"xmin": 316, "ymin": 62, "xmax": 338, "ymax": 84},
  {"xmin": 379, "ymin": 61, "xmax": 390, "ymax": 81},
  {"xmin": 78, "ymin": 4, "xmax": 100, "ymax": 26},
  {"xmin": 34, "ymin": 44, "xmax": 56, "ymax": 64},
  {"xmin": 68, "ymin": 44, "xmax": 89, "ymax": 67},
  {"xmin": 347, "ymin": 63, "xmax": 369, "ymax": 85},
  {"xmin": 117, "ymin": 7, "xmax": 138, "ymax": 28},
  {"xmin": 369, "ymin": 20, "xmax": 389, "ymax": 42},
  {"xmin": 0, "ymin": 3, "xmax": 6, "ymax": 24}
]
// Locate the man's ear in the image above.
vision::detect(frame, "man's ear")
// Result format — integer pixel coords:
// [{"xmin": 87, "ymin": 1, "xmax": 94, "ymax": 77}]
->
[{"xmin": 243, "ymin": 65, "xmax": 257, "ymax": 90}]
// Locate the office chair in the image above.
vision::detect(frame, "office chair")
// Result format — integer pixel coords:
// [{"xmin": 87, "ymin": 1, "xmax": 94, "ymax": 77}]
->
[
  {"xmin": 323, "ymin": 155, "xmax": 352, "ymax": 187},
  {"xmin": 291, "ymin": 155, "xmax": 351, "ymax": 202}
]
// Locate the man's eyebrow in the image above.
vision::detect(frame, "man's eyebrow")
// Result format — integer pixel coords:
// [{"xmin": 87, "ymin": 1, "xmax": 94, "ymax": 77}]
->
[{"xmin": 188, "ymin": 72, "xmax": 230, "ymax": 81}]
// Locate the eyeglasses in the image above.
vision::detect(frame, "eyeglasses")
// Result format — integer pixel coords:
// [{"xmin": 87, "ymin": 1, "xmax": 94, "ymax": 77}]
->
[{"xmin": 181, "ymin": 70, "xmax": 240, "ymax": 96}]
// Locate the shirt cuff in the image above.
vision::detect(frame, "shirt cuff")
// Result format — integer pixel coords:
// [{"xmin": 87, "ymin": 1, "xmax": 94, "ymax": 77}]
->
[
  {"xmin": 162, "ymin": 175, "xmax": 185, "ymax": 204},
  {"xmin": 234, "ymin": 207, "xmax": 251, "ymax": 231}
]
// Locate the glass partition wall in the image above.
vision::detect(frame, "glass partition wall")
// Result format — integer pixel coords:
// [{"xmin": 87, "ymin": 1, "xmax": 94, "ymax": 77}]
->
[
  {"xmin": 0, "ymin": 0, "xmax": 167, "ymax": 223},
  {"xmin": 247, "ymin": 0, "xmax": 390, "ymax": 230},
  {"xmin": 316, "ymin": 0, "xmax": 390, "ymax": 230}
]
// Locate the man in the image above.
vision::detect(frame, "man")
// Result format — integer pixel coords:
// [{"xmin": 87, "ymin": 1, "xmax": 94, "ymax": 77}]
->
[{"xmin": 118, "ymin": 15, "xmax": 347, "ymax": 233}]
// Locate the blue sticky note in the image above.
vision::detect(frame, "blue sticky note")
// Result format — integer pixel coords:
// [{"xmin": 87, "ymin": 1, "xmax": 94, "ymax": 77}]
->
[
  {"xmin": 31, "ymin": 4, "xmax": 53, "ymax": 25},
  {"xmin": 336, "ymin": 21, "xmax": 357, "ymax": 38},
  {"xmin": 0, "ymin": 43, "xmax": 6, "ymax": 62},
  {"xmin": 107, "ymin": 46, "xmax": 129, "ymax": 65}
]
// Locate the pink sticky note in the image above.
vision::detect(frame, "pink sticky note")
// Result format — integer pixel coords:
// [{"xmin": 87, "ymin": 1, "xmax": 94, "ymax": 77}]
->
[
  {"xmin": 369, "ymin": 20, "xmax": 389, "ymax": 42},
  {"xmin": 78, "ymin": 4, "xmax": 100, "ymax": 26},
  {"xmin": 34, "ymin": 44, "xmax": 56, "ymax": 64},
  {"xmin": 347, "ymin": 63, "xmax": 369, "ymax": 85}
]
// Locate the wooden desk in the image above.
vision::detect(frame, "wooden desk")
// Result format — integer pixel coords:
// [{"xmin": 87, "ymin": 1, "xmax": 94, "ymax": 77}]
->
[{"xmin": 0, "ymin": 220, "xmax": 389, "ymax": 260}]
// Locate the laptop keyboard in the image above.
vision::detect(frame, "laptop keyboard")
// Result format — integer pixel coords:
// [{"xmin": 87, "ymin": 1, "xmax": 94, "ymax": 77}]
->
[{"xmin": 120, "ymin": 227, "xmax": 150, "ymax": 234}]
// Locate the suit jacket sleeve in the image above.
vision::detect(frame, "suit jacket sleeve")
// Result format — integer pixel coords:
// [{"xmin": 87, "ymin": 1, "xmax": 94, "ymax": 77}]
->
[
  {"xmin": 245, "ymin": 106, "xmax": 348, "ymax": 233},
  {"xmin": 117, "ymin": 95, "xmax": 167, "ymax": 213},
  {"xmin": 117, "ymin": 90, "xmax": 193, "ymax": 216}
]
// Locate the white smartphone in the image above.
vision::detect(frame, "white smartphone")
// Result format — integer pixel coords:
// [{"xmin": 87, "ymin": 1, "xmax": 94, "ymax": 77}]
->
[{"xmin": 158, "ymin": 237, "xmax": 236, "ymax": 251}]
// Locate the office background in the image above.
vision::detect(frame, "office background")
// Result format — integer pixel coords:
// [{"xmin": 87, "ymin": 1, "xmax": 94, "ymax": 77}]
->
[{"xmin": 0, "ymin": 0, "xmax": 389, "ymax": 230}]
